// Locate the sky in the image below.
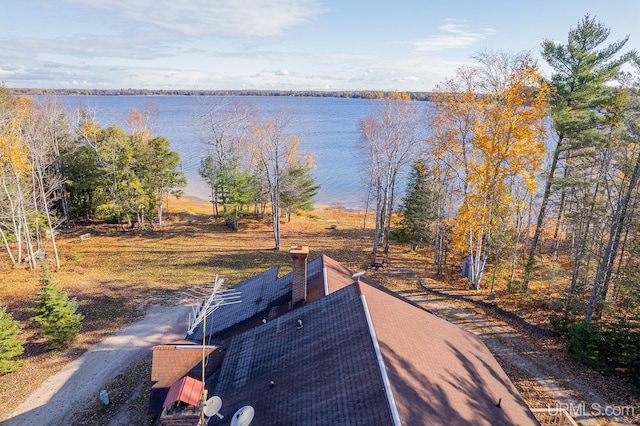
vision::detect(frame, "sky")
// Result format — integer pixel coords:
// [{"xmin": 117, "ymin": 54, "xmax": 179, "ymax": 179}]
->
[{"xmin": 2, "ymin": 0, "xmax": 640, "ymax": 92}]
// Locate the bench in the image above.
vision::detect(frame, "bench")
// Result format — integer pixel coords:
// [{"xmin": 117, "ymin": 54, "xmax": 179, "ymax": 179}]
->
[{"xmin": 371, "ymin": 256, "xmax": 385, "ymax": 270}]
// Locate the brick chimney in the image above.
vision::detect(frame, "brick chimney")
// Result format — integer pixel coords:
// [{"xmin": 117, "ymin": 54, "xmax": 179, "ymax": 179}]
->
[{"xmin": 290, "ymin": 246, "xmax": 309, "ymax": 307}]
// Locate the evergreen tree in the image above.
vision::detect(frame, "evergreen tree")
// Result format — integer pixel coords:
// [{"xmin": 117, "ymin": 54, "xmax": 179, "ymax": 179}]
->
[
  {"xmin": 136, "ymin": 135, "xmax": 186, "ymax": 224},
  {"xmin": 522, "ymin": 15, "xmax": 636, "ymax": 292},
  {"xmin": 395, "ymin": 159, "xmax": 437, "ymax": 251},
  {"xmin": 0, "ymin": 306, "xmax": 25, "ymax": 373},
  {"xmin": 219, "ymin": 157, "xmax": 257, "ymax": 229},
  {"xmin": 280, "ymin": 166, "xmax": 320, "ymax": 222},
  {"xmin": 65, "ymin": 143, "xmax": 103, "ymax": 220},
  {"xmin": 198, "ymin": 155, "xmax": 220, "ymax": 216},
  {"xmin": 31, "ymin": 268, "xmax": 83, "ymax": 350}
]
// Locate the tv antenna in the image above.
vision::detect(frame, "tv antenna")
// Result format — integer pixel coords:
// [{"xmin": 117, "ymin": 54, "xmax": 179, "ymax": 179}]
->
[
  {"xmin": 186, "ymin": 275, "xmax": 241, "ymax": 336},
  {"xmin": 188, "ymin": 275, "xmax": 241, "ymax": 425},
  {"xmin": 230, "ymin": 406, "xmax": 255, "ymax": 426}
]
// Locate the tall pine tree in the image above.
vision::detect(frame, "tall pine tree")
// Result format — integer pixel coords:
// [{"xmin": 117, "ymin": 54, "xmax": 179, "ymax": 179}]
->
[{"xmin": 522, "ymin": 15, "xmax": 635, "ymax": 292}]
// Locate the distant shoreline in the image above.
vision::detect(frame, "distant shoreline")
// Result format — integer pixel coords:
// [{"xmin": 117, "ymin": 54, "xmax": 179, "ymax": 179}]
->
[
  {"xmin": 9, "ymin": 87, "xmax": 433, "ymax": 101},
  {"xmin": 182, "ymin": 194, "xmax": 365, "ymax": 214}
]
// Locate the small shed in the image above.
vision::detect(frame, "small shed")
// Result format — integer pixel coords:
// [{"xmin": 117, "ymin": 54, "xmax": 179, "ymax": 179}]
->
[
  {"xmin": 160, "ymin": 376, "xmax": 204, "ymax": 426},
  {"xmin": 163, "ymin": 376, "xmax": 203, "ymax": 408}
]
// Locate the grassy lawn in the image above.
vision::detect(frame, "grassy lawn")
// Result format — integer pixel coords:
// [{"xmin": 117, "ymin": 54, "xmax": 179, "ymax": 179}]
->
[{"xmin": 0, "ymin": 196, "xmax": 393, "ymax": 420}]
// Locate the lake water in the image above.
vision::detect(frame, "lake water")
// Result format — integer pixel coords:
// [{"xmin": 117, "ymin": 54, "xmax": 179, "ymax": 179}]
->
[{"xmin": 60, "ymin": 95, "xmax": 398, "ymax": 209}]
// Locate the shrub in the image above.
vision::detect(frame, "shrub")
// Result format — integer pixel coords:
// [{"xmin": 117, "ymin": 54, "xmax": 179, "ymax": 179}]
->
[
  {"xmin": 565, "ymin": 321, "xmax": 608, "ymax": 373},
  {"xmin": 31, "ymin": 269, "xmax": 84, "ymax": 350},
  {"xmin": 0, "ymin": 306, "xmax": 25, "ymax": 373},
  {"xmin": 601, "ymin": 317, "xmax": 640, "ymax": 385},
  {"xmin": 549, "ymin": 313, "xmax": 573, "ymax": 336}
]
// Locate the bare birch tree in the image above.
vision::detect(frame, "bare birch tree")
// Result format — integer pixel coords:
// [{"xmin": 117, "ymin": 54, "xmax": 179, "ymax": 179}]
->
[
  {"xmin": 251, "ymin": 109, "xmax": 306, "ymax": 250},
  {"xmin": 195, "ymin": 98, "xmax": 255, "ymax": 216},
  {"xmin": 358, "ymin": 92, "xmax": 424, "ymax": 254},
  {"xmin": 0, "ymin": 91, "xmax": 37, "ymax": 267},
  {"xmin": 429, "ymin": 52, "xmax": 551, "ymax": 289}
]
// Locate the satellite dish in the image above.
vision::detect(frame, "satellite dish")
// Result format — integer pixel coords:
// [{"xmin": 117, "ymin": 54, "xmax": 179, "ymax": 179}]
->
[
  {"xmin": 203, "ymin": 396, "xmax": 224, "ymax": 419},
  {"xmin": 230, "ymin": 405, "xmax": 255, "ymax": 426}
]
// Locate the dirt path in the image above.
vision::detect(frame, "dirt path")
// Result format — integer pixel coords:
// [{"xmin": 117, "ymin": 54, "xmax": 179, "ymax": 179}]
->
[
  {"xmin": 399, "ymin": 283, "xmax": 634, "ymax": 426},
  {"xmin": 3, "ymin": 303, "xmax": 191, "ymax": 426}
]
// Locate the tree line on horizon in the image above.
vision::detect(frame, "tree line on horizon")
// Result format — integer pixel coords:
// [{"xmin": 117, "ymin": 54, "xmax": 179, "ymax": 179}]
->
[{"xmin": 7, "ymin": 87, "xmax": 434, "ymax": 102}]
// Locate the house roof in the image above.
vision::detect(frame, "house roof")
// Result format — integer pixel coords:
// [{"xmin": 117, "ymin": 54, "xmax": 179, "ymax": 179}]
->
[
  {"xmin": 163, "ymin": 376, "xmax": 203, "ymax": 408},
  {"xmin": 357, "ymin": 277, "xmax": 539, "ymax": 425},
  {"xmin": 187, "ymin": 258, "xmax": 328, "ymax": 344},
  {"xmin": 151, "ymin": 345, "xmax": 216, "ymax": 387},
  {"xmin": 210, "ymin": 284, "xmax": 394, "ymax": 425},
  {"xmin": 149, "ymin": 344, "xmax": 220, "ymax": 415},
  {"xmin": 186, "ymin": 266, "xmax": 281, "ymax": 343},
  {"xmin": 153, "ymin": 253, "xmax": 538, "ymax": 425}
]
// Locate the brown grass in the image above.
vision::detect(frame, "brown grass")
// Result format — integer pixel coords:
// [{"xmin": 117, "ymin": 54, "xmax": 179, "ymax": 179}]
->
[{"xmin": 0, "ymin": 197, "xmax": 394, "ymax": 420}]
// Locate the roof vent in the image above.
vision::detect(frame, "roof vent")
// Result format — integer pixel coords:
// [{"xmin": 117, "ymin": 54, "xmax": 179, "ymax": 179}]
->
[{"xmin": 352, "ymin": 271, "xmax": 365, "ymax": 282}]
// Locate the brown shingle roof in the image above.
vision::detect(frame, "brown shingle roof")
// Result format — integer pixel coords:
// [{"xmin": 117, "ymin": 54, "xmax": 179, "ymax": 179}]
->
[
  {"xmin": 149, "ymin": 345, "xmax": 219, "ymax": 415},
  {"xmin": 151, "ymin": 254, "xmax": 539, "ymax": 425},
  {"xmin": 151, "ymin": 345, "xmax": 216, "ymax": 386},
  {"xmin": 211, "ymin": 285, "xmax": 394, "ymax": 425},
  {"xmin": 323, "ymin": 254, "xmax": 359, "ymax": 293},
  {"xmin": 358, "ymin": 278, "xmax": 539, "ymax": 425}
]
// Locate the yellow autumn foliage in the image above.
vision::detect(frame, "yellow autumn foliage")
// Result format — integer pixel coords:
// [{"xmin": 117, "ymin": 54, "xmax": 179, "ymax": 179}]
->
[
  {"xmin": 0, "ymin": 95, "xmax": 36, "ymax": 177},
  {"xmin": 429, "ymin": 53, "xmax": 552, "ymax": 258}
]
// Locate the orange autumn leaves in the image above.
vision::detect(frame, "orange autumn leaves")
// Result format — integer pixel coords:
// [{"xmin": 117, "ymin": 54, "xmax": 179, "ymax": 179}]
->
[{"xmin": 429, "ymin": 53, "xmax": 552, "ymax": 269}]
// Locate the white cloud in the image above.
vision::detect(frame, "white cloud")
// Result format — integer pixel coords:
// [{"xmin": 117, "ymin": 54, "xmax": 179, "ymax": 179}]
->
[
  {"xmin": 413, "ymin": 20, "xmax": 495, "ymax": 52},
  {"xmin": 62, "ymin": 0, "xmax": 324, "ymax": 37}
]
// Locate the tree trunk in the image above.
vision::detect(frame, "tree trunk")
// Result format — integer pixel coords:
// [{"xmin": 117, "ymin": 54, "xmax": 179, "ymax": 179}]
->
[
  {"xmin": 271, "ymin": 182, "xmax": 281, "ymax": 250},
  {"xmin": 551, "ymin": 168, "xmax": 569, "ymax": 261},
  {"xmin": 0, "ymin": 228, "xmax": 16, "ymax": 264},
  {"xmin": 522, "ymin": 135, "xmax": 564, "ymax": 292},
  {"xmin": 383, "ymin": 171, "xmax": 398, "ymax": 254},
  {"xmin": 157, "ymin": 196, "xmax": 164, "ymax": 224},
  {"xmin": 564, "ymin": 181, "xmax": 599, "ymax": 318},
  {"xmin": 361, "ymin": 184, "xmax": 372, "ymax": 237},
  {"xmin": 585, "ymin": 150, "xmax": 640, "ymax": 323},
  {"xmin": 372, "ymin": 187, "xmax": 382, "ymax": 255}
]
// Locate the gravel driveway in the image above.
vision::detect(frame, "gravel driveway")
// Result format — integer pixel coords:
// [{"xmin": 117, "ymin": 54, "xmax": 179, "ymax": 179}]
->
[{"xmin": 4, "ymin": 303, "xmax": 191, "ymax": 426}]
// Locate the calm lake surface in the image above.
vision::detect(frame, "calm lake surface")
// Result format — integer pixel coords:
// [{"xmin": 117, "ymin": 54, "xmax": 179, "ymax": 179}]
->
[{"xmin": 61, "ymin": 95, "xmax": 401, "ymax": 209}]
